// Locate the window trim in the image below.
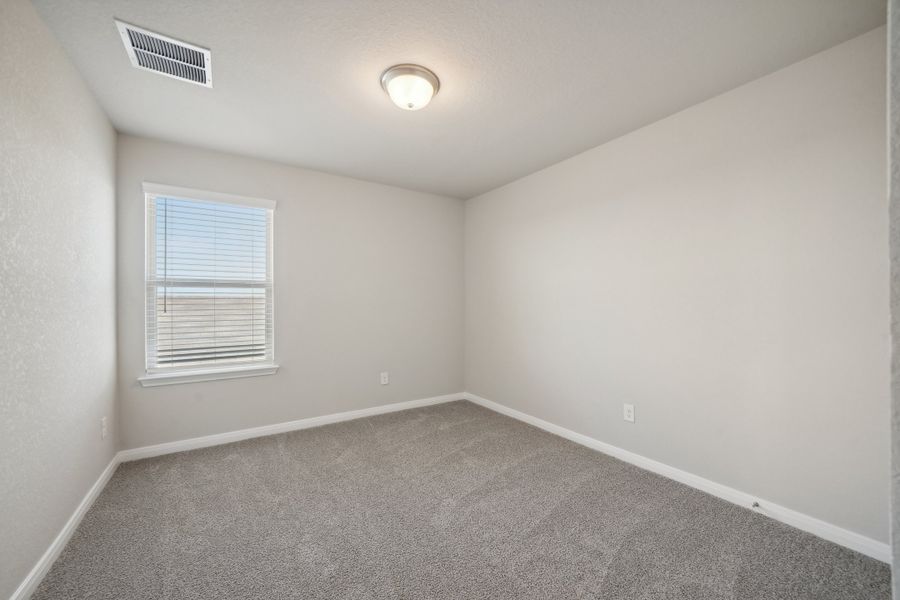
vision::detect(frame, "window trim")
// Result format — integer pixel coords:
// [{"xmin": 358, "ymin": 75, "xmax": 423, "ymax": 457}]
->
[
  {"xmin": 143, "ymin": 182, "xmax": 277, "ymax": 210},
  {"xmin": 138, "ymin": 363, "xmax": 279, "ymax": 387},
  {"xmin": 141, "ymin": 182, "xmax": 277, "ymax": 384}
]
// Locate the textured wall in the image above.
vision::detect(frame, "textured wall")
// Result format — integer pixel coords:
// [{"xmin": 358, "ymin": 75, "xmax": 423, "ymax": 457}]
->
[
  {"xmin": 0, "ymin": 0, "xmax": 118, "ymax": 597},
  {"xmin": 890, "ymin": 0, "xmax": 900, "ymax": 594},
  {"xmin": 466, "ymin": 28, "xmax": 889, "ymax": 543},
  {"xmin": 117, "ymin": 135, "xmax": 464, "ymax": 449}
]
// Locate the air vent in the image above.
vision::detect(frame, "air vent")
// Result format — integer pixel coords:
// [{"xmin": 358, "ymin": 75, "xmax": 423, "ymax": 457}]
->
[{"xmin": 115, "ymin": 20, "xmax": 212, "ymax": 88}]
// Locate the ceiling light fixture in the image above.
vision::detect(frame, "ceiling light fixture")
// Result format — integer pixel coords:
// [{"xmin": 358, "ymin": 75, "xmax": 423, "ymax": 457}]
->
[{"xmin": 380, "ymin": 64, "xmax": 440, "ymax": 111}]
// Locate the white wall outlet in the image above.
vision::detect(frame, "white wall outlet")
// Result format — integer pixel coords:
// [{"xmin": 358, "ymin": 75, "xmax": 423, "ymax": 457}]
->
[
  {"xmin": 380, "ymin": 371, "xmax": 390, "ymax": 385},
  {"xmin": 623, "ymin": 404, "xmax": 635, "ymax": 423},
  {"xmin": 101, "ymin": 416, "xmax": 108, "ymax": 439}
]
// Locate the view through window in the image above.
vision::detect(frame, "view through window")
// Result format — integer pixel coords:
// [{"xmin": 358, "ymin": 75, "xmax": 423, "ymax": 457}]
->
[{"xmin": 145, "ymin": 190, "xmax": 274, "ymax": 372}]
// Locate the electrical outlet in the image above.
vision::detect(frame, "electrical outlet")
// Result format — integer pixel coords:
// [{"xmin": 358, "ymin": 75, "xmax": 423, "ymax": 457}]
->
[
  {"xmin": 101, "ymin": 416, "xmax": 108, "ymax": 440},
  {"xmin": 623, "ymin": 404, "xmax": 635, "ymax": 423},
  {"xmin": 380, "ymin": 371, "xmax": 390, "ymax": 385}
]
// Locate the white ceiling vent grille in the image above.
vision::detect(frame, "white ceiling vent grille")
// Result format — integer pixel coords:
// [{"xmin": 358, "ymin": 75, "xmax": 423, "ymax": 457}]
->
[{"xmin": 115, "ymin": 20, "xmax": 212, "ymax": 88}]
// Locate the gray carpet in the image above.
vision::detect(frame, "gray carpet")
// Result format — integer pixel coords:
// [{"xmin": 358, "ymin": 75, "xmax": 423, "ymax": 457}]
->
[{"xmin": 33, "ymin": 400, "xmax": 889, "ymax": 599}]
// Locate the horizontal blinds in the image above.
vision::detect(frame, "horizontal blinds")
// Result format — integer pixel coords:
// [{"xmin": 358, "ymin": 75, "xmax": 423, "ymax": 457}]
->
[{"xmin": 146, "ymin": 195, "xmax": 274, "ymax": 371}]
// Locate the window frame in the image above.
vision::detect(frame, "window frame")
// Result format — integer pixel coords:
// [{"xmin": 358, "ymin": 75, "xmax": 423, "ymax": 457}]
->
[{"xmin": 138, "ymin": 182, "xmax": 278, "ymax": 387}]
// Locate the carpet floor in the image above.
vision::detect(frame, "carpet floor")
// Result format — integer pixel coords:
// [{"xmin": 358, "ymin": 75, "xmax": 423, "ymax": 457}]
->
[{"xmin": 33, "ymin": 400, "xmax": 889, "ymax": 599}]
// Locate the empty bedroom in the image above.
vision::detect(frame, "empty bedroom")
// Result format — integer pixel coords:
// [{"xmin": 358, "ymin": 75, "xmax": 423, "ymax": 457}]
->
[{"xmin": 3, "ymin": 0, "xmax": 900, "ymax": 598}]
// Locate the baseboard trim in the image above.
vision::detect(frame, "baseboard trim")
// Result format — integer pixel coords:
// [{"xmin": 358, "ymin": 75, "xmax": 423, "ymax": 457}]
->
[
  {"xmin": 12, "ymin": 392, "xmax": 464, "ymax": 599},
  {"xmin": 463, "ymin": 392, "xmax": 890, "ymax": 564},
  {"xmin": 15, "ymin": 390, "xmax": 886, "ymax": 600},
  {"xmin": 118, "ymin": 393, "xmax": 464, "ymax": 462},
  {"xmin": 10, "ymin": 456, "xmax": 119, "ymax": 600}
]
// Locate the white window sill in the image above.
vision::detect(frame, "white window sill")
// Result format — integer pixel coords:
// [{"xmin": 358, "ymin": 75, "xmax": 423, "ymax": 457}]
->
[{"xmin": 138, "ymin": 364, "xmax": 279, "ymax": 387}]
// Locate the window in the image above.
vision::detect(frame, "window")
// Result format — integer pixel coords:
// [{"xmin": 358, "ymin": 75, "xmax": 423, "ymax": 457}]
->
[{"xmin": 140, "ymin": 183, "xmax": 277, "ymax": 386}]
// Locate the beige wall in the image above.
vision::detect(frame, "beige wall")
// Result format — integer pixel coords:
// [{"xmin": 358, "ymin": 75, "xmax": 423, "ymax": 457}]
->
[
  {"xmin": 1, "ymin": 5, "xmax": 888, "ymax": 595},
  {"xmin": 0, "ymin": 0, "xmax": 118, "ymax": 597},
  {"xmin": 465, "ymin": 28, "xmax": 889, "ymax": 542},
  {"xmin": 117, "ymin": 135, "xmax": 465, "ymax": 449},
  {"xmin": 889, "ymin": 0, "xmax": 900, "ymax": 591}
]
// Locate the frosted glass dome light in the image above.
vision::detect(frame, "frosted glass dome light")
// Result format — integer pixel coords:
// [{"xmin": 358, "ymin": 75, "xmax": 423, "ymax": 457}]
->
[{"xmin": 380, "ymin": 64, "xmax": 440, "ymax": 111}]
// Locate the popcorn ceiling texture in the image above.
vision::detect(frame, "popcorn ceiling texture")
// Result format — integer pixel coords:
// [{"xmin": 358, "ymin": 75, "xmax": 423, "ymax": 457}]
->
[
  {"xmin": 0, "ymin": 0, "xmax": 117, "ymax": 597},
  {"xmin": 31, "ymin": 0, "xmax": 885, "ymax": 198}
]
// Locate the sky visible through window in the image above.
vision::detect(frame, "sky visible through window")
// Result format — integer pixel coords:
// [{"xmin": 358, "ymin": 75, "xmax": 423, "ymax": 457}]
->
[
  {"xmin": 155, "ymin": 196, "xmax": 268, "ymax": 297},
  {"xmin": 150, "ymin": 195, "xmax": 272, "ymax": 368}
]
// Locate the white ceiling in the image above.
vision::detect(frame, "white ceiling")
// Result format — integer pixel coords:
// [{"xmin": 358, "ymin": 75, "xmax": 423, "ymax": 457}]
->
[{"xmin": 33, "ymin": 0, "xmax": 885, "ymax": 199}]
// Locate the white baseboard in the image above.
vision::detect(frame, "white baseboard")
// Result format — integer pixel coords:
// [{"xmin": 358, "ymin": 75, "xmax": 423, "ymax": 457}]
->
[
  {"xmin": 13, "ymin": 392, "xmax": 464, "ymax": 599},
  {"xmin": 14, "ymin": 390, "xmax": 887, "ymax": 600},
  {"xmin": 118, "ymin": 393, "xmax": 464, "ymax": 462},
  {"xmin": 463, "ymin": 392, "xmax": 890, "ymax": 564},
  {"xmin": 10, "ymin": 456, "xmax": 119, "ymax": 600}
]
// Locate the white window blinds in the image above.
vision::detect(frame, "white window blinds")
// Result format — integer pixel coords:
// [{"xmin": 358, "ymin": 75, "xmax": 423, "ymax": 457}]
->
[{"xmin": 145, "ymin": 186, "xmax": 274, "ymax": 373}]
